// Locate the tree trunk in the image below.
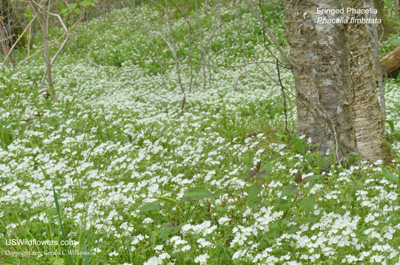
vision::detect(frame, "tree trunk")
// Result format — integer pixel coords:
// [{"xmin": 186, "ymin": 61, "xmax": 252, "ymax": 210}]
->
[
  {"xmin": 32, "ymin": 0, "xmax": 53, "ymax": 88},
  {"xmin": 283, "ymin": 0, "xmax": 391, "ymax": 163}
]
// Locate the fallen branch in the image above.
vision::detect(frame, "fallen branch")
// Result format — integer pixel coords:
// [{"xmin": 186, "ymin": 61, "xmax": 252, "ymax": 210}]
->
[{"xmin": 380, "ymin": 45, "xmax": 400, "ymax": 77}]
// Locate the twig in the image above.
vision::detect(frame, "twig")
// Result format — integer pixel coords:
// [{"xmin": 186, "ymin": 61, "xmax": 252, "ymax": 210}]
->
[
  {"xmin": 234, "ymin": 70, "xmax": 246, "ymax": 92},
  {"xmin": 0, "ymin": 35, "xmax": 15, "ymax": 43},
  {"xmin": 176, "ymin": 94, "xmax": 186, "ymax": 119},
  {"xmin": 2, "ymin": 14, "xmax": 38, "ymax": 66},
  {"xmin": 13, "ymin": 17, "xmax": 82, "ymax": 70},
  {"xmin": 164, "ymin": 0, "xmax": 185, "ymax": 94},
  {"xmin": 243, "ymin": 0, "xmax": 291, "ymax": 66},
  {"xmin": 178, "ymin": 0, "xmax": 194, "ymax": 91},
  {"xmin": 40, "ymin": 11, "xmax": 72, "ymax": 87},
  {"xmin": 132, "ymin": 8, "xmax": 170, "ymax": 91},
  {"xmin": 257, "ymin": 0, "xmax": 287, "ymax": 68},
  {"xmin": 28, "ymin": 22, "xmax": 32, "ymax": 57},
  {"xmin": 275, "ymin": 59, "xmax": 289, "ymax": 134},
  {"xmin": 195, "ymin": 0, "xmax": 207, "ymax": 90}
]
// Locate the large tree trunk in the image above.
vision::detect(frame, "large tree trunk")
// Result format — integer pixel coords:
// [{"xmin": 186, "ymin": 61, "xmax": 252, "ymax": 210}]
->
[{"xmin": 283, "ymin": 0, "xmax": 391, "ymax": 163}]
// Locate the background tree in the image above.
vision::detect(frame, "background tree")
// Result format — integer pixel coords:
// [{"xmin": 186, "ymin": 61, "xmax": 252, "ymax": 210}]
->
[
  {"xmin": 0, "ymin": 0, "xmax": 25, "ymax": 64},
  {"xmin": 374, "ymin": 0, "xmax": 396, "ymax": 40}
]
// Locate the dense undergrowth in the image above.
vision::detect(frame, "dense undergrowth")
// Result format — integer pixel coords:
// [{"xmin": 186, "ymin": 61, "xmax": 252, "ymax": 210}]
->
[{"xmin": 1, "ymin": 1, "xmax": 400, "ymax": 264}]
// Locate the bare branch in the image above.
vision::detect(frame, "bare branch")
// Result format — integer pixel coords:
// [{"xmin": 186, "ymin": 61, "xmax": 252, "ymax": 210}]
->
[
  {"xmin": 2, "ymin": 13, "xmax": 38, "ymax": 66},
  {"xmin": 164, "ymin": 0, "xmax": 185, "ymax": 94},
  {"xmin": 243, "ymin": 0, "xmax": 291, "ymax": 65},
  {"xmin": 132, "ymin": 7, "xmax": 170, "ymax": 91},
  {"xmin": 13, "ymin": 17, "xmax": 82, "ymax": 70},
  {"xmin": 40, "ymin": 10, "xmax": 72, "ymax": 86},
  {"xmin": 234, "ymin": 70, "xmax": 246, "ymax": 92},
  {"xmin": 0, "ymin": 35, "xmax": 15, "ymax": 43}
]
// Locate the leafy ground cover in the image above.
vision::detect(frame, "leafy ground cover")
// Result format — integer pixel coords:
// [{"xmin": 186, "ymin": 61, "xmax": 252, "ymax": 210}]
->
[{"xmin": 1, "ymin": 2, "xmax": 400, "ymax": 265}]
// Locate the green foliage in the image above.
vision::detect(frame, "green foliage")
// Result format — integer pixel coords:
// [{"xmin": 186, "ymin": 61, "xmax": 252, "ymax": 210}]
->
[
  {"xmin": 139, "ymin": 201, "xmax": 163, "ymax": 213},
  {"xmin": 61, "ymin": 0, "xmax": 99, "ymax": 15},
  {"xmin": 183, "ymin": 187, "xmax": 216, "ymax": 201},
  {"xmin": 383, "ymin": 168, "xmax": 399, "ymax": 182}
]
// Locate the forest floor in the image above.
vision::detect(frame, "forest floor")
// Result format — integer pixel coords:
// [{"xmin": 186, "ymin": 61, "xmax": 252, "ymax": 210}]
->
[{"xmin": 1, "ymin": 2, "xmax": 400, "ymax": 264}]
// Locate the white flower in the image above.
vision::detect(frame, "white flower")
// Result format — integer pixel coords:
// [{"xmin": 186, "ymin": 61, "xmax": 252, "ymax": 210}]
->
[
  {"xmin": 218, "ymin": 216, "xmax": 230, "ymax": 225},
  {"xmin": 194, "ymin": 253, "xmax": 210, "ymax": 264},
  {"xmin": 159, "ymin": 252, "xmax": 170, "ymax": 259},
  {"xmin": 92, "ymin": 248, "xmax": 101, "ymax": 253},
  {"xmin": 143, "ymin": 218, "xmax": 153, "ymax": 223},
  {"xmin": 197, "ymin": 238, "xmax": 212, "ymax": 247},
  {"xmin": 154, "ymin": 245, "xmax": 163, "ymax": 251},
  {"xmin": 144, "ymin": 256, "xmax": 163, "ymax": 265},
  {"xmin": 181, "ymin": 245, "xmax": 191, "ymax": 251}
]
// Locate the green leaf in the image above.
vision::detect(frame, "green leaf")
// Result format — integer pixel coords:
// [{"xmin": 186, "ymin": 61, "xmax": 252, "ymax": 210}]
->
[
  {"xmin": 69, "ymin": 3, "xmax": 78, "ymax": 9},
  {"xmin": 274, "ymin": 198, "xmax": 289, "ymax": 211},
  {"xmin": 159, "ymin": 226, "xmax": 175, "ymax": 241},
  {"xmin": 247, "ymin": 197, "xmax": 262, "ymax": 207},
  {"xmin": 299, "ymin": 196, "xmax": 315, "ymax": 212},
  {"xmin": 150, "ymin": 230, "xmax": 158, "ymax": 245},
  {"xmin": 385, "ymin": 120, "xmax": 395, "ymax": 133},
  {"xmin": 183, "ymin": 187, "xmax": 215, "ymax": 201},
  {"xmin": 52, "ymin": 257, "xmax": 65, "ymax": 265},
  {"xmin": 302, "ymin": 174, "xmax": 321, "ymax": 184},
  {"xmin": 241, "ymin": 170, "xmax": 257, "ymax": 180},
  {"xmin": 40, "ymin": 167, "xmax": 51, "ymax": 181},
  {"xmin": 281, "ymin": 184, "xmax": 299, "ymax": 197},
  {"xmin": 293, "ymin": 140, "xmax": 305, "ymax": 153},
  {"xmin": 156, "ymin": 196, "xmax": 177, "ymax": 204},
  {"xmin": 258, "ymin": 162, "xmax": 273, "ymax": 179},
  {"xmin": 288, "ymin": 225, "xmax": 299, "ymax": 234},
  {"xmin": 61, "ymin": 3, "xmax": 77, "ymax": 14},
  {"xmin": 260, "ymin": 161, "xmax": 273, "ymax": 173},
  {"xmin": 306, "ymin": 215, "xmax": 319, "ymax": 224},
  {"xmin": 269, "ymin": 103, "xmax": 283, "ymax": 118},
  {"xmin": 58, "ymin": 2, "xmax": 65, "ymax": 11},
  {"xmin": 383, "ymin": 169, "xmax": 398, "ymax": 182},
  {"xmin": 276, "ymin": 129, "xmax": 285, "ymax": 139},
  {"xmin": 247, "ymin": 184, "xmax": 262, "ymax": 202},
  {"xmin": 139, "ymin": 201, "xmax": 162, "ymax": 213},
  {"xmin": 80, "ymin": 0, "xmax": 95, "ymax": 8}
]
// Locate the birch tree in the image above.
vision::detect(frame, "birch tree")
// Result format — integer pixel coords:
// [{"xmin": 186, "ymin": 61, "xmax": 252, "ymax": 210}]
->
[{"xmin": 283, "ymin": 0, "xmax": 391, "ymax": 162}]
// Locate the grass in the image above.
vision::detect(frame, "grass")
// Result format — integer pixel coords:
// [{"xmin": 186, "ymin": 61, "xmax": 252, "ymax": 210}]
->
[{"xmin": 1, "ymin": 1, "xmax": 400, "ymax": 264}]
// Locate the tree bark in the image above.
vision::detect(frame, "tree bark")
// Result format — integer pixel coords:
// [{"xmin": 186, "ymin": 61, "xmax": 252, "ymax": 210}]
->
[
  {"xmin": 31, "ymin": 0, "xmax": 53, "ymax": 88},
  {"xmin": 283, "ymin": 0, "xmax": 391, "ymax": 163},
  {"xmin": 348, "ymin": 1, "xmax": 390, "ymax": 162}
]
